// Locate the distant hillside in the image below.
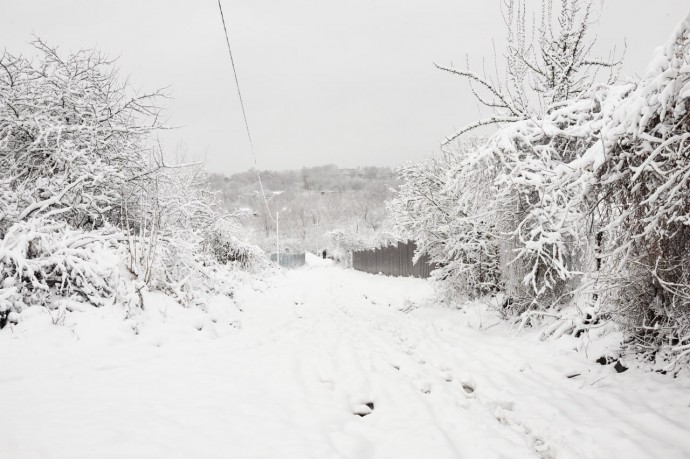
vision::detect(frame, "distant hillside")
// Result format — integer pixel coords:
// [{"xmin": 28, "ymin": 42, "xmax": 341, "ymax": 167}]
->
[
  {"xmin": 207, "ymin": 165, "xmax": 399, "ymax": 252},
  {"xmin": 208, "ymin": 164, "xmax": 396, "ymax": 203}
]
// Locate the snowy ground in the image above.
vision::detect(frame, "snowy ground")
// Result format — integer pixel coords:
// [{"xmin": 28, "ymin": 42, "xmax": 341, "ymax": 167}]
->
[{"xmin": 2, "ymin": 256, "xmax": 690, "ymax": 458}]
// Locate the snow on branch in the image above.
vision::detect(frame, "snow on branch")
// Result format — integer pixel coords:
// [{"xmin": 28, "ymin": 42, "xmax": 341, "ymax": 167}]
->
[{"xmin": 392, "ymin": 10, "xmax": 690, "ymax": 366}]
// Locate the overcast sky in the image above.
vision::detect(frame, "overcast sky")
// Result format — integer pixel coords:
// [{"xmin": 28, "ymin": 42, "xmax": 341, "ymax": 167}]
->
[{"xmin": 1, "ymin": 0, "xmax": 688, "ymax": 175}]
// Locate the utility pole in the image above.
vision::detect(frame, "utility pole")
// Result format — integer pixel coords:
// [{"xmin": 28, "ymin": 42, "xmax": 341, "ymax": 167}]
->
[{"xmin": 276, "ymin": 211, "xmax": 280, "ymax": 266}]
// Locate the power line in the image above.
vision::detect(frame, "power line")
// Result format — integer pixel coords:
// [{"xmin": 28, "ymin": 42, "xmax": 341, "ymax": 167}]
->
[{"xmin": 216, "ymin": 0, "xmax": 274, "ymax": 223}]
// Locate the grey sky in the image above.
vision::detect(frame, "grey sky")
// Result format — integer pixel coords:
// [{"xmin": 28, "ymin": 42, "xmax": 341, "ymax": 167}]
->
[{"xmin": 1, "ymin": 0, "xmax": 688, "ymax": 174}]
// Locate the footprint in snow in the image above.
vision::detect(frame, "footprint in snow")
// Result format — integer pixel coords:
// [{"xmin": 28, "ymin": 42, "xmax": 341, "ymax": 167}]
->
[
  {"xmin": 353, "ymin": 401, "xmax": 375, "ymax": 417},
  {"xmin": 413, "ymin": 380, "xmax": 432, "ymax": 394},
  {"xmin": 494, "ymin": 407, "xmax": 553, "ymax": 459},
  {"xmin": 461, "ymin": 381, "xmax": 476, "ymax": 394}
]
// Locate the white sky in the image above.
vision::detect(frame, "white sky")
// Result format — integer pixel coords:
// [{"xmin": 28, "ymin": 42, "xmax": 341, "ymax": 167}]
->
[{"xmin": 1, "ymin": 0, "xmax": 688, "ymax": 174}]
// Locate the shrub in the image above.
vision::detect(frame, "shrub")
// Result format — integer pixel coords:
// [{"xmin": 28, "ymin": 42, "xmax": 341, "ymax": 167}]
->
[{"xmin": 0, "ymin": 218, "xmax": 122, "ymax": 325}]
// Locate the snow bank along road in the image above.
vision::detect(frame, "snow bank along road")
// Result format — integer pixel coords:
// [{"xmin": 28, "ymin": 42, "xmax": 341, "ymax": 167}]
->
[{"xmin": 2, "ymin": 261, "xmax": 690, "ymax": 458}]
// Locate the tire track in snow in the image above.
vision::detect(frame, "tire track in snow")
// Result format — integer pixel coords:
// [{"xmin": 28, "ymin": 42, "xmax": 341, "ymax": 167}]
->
[
  {"xmin": 273, "ymin": 267, "xmax": 537, "ymax": 458},
  {"xmin": 237, "ymin": 266, "xmax": 690, "ymax": 458}
]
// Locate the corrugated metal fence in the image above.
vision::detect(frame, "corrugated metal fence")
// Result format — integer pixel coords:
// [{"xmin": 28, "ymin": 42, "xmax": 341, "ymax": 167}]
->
[
  {"xmin": 270, "ymin": 253, "xmax": 306, "ymax": 269},
  {"xmin": 352, "ymin": 241, "xmax": 436, "ymax": 278}
]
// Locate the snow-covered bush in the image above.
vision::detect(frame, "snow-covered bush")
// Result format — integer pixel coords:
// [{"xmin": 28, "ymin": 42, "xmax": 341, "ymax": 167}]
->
[
  {"xmin": 391, "ymin": 9, "xmax": 690, "ymax": 367},
  {"xmin": 387, "ymin": 139, "xmax": 500, "ymax": 298},
  {"xmin": 204, "ymin": 222, "xmax": 269, "ymax": 272},
  {"xmin": 0, "ymin": 39, "xmax": 161, "ymax": 235},
  {"xmin": 0, "ymin": 218, "xmax": 123, "ymax": 323},
  {"xmin": 392, "ymin": 89, "xmax": 618, "ymax": 314},
  {"xmin": 326, "ymin": 228, "xmax": 368, "ymax": 266},
  {"xmin": 123, "ymin": 160, "xmax": 213, "ymax": 298},
  {"xmin": 393, "ymin": 0, "xmax": 623, "ymax": 310},
  {"xmin": 369, "ymin": 225, "xmax": 403, "ymax": 249},
  {"xmin": 0, "ymin": 40, "xmax": 259, "ymax": 323},
  {"xmin": 578, "ymin": 15, "xmax": 690, "ymax": 366},
  {"xmin": 389, "ymin": 99, "xmax": 600, "ymax": 310},
  {"xmin": 120, "ymin": 156, "xmax": 267, "ymax": 304},
  {"xmin": 464, "ymin": 88, "xmax": 622, "ymax": 313}
]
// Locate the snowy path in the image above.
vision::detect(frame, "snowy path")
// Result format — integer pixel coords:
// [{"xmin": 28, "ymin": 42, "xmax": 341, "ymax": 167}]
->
[{"xmin": 2, "ymin": 263, "xmax": 690, "ymax": 458}]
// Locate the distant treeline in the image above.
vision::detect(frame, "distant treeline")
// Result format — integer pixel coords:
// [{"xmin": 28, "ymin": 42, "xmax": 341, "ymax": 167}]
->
[
  {"xmin": 207, "ymin": 165, "xmax": 399, "ymax": 253},
  {"xmin": 208, "ymin": 164, "xmax": 396, "ymax": 206}
]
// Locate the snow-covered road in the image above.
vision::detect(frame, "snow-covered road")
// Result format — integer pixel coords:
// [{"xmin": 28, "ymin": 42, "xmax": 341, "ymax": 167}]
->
[{"xmin": 2, "ymin": 261, "xmax": 690, "ymax": 458}]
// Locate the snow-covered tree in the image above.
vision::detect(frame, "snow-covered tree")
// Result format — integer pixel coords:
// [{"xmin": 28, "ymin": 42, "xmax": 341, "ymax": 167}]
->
[
  {"xmin": 578, "ymin": 14, "xmax": 690, "ymax": 366},
  {"xmin": 0, "ymin": 40, "xmax": 263, "ymax": 324},
  {"xmin": 0, "ymin": 39, "xmax": 163, "ymax": 235},
  {"xmin": 435, "ymin": 0, "xmax": 623, "ymax": 144},
  {"xmin": 392, "ymin": 9, "xmax": 690, "ymax": 368},
  {"xmin": 387, "ymin": 138, "xmax": 500, "ymax": 298}
]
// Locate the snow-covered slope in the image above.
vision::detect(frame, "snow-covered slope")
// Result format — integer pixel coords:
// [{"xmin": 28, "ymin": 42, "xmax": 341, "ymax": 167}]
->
[{"xmin": 1, "ymin": 264, "xmax": 689, "ymax": 458}]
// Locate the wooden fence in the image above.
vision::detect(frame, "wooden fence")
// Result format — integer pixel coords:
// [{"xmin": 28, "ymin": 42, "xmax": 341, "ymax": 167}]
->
[
  {"xmin": 270, "ymin": 253, "xmax": 306, "ymax": 269},
  {"xmin": 352, "ymin": 241, "xmax": 436, "ymax": 278}
]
